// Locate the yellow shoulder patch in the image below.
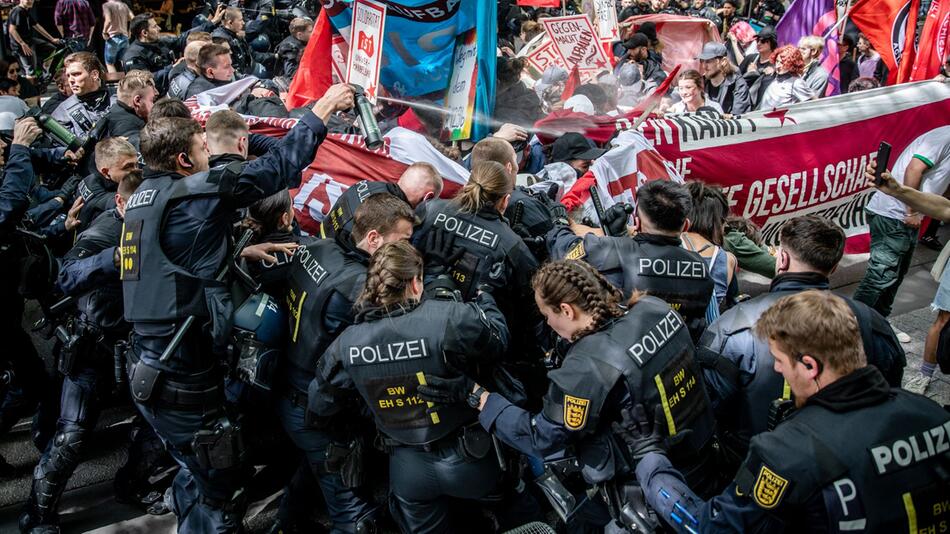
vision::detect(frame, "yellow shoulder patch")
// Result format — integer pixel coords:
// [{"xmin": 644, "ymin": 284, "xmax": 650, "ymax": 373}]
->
[
  {"xmin": 752, "ymin": 465, "xmax": 789, "ymax": 509},
  {"xmin": 565, "ymin": 241, "xmax": 586, "ymax": 260},
  {"xmin": 563, "ymin": 395, "xmax": 590, "ymax": 430}
]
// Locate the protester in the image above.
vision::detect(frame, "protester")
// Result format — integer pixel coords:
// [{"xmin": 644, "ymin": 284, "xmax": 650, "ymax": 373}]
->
[
  {"xmin": 857, "ymin": 131, "xmax": 950, "ymax": 396},
  {"xmin": 758, "ymin": 45, "xmax": 814, "ymax": 109},
  {"xmin": 724, "ymin": 216, "xmax": 777, "ymax": 278},
  {"xmin": 617, "ymin": 33, "xmax": 666, "ymax": 85},
  {"xmin": 838, "ymin": 33, "xmax": 860, "ymax": 94},
  {"xmin": 799, "ymin": 35, "xmax": 830, "ymax": 96},
  {"xmin": 698, "ymin": 42, "xmax": 751, "ymax": 115},
  {"xmin": 683, "ymin": 181, "xmax": 738, "ymax": 313},
  {"xmin": 669, "ymin": 69, "xmax": 725, "ymax": 114},
  {"xmin": 740, "ymin": 26, "xmax": 778, "ymax": 108},
  {"xmin": 716, "ymin": 0, "xmax": 740, "ymax": 39}
]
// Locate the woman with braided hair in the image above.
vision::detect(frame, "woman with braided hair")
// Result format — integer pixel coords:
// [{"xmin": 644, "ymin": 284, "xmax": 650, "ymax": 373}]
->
[
  {"xmin": 311, "ymin": 240, "xmax": 511, "ymax": 534},
  {"xmin": 418, "ymin": 259, "xmax": 722, "ymax": 531}
]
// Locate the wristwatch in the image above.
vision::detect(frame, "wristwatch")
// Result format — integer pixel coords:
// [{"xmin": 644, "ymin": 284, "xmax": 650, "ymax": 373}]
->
[{"xmin": 467, "ymin": 386, "xmax": 486, "ymax": 409}]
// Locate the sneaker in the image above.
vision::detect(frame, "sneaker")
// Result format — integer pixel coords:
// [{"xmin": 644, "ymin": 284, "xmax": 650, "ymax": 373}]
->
[
  {"xmin": 919, "ymin": 235, "xmax": 943, "ymax": 250},
  {"xmin": 896, "ymin": 332, "xmax": 912, "ymax": 343},
  {"xmin": 904, "ymin": 373, "xmax": 932, "ymax": 395}
]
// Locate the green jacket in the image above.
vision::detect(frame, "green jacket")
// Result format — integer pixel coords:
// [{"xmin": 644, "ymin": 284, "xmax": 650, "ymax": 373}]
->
[{"xmin": 724, "ymin": 230, "xmax": 776, "ymax": 279}]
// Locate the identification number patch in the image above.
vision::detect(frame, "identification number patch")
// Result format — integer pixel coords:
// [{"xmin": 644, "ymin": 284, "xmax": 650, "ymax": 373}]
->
[
  {"xmin": 119, "ymin": 220, "xmax": 142, "ymax": 281},
  {"xmin": 563, "ymin": 394, "xmax": 590, "ymax": 430},
  {"xmin": 364, "ymin": 374, "xmax": 432, "ymax": 429}
]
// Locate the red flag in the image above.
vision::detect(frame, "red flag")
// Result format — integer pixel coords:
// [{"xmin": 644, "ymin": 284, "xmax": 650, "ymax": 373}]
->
[
  {"xmin": 851, "ymin": 0, "xmax": 916, "ymax": 74},
  {"xmin": 286, "ymin": 9, "xmax": 334, "ymax": 109},
  {"xmin": 561, "ymin": 64, "xmax": 581, "ymax": 102},
  {"xmin": 910, "ymin": 0, "xmax": 950, "ymax": 80},
  {"xmin": 894, "ymin": 0, "xmax": 921, "ymax": 82},
  {"xmin": 632, "ymin": 64, "xmax": 681, "ymax": 115},
  {"xmin": 517, "ymin": 0, "xmax": 560, "ymax": 6}
]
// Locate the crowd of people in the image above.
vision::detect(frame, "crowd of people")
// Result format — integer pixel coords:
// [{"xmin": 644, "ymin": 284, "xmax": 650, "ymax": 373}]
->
[{"xmin": 0, "ymin": 0, "xmax": 946, "ymax": 533}]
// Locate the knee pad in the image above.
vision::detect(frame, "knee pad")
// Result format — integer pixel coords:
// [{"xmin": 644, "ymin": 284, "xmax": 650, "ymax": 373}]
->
[
  {"xmin": 352, "ymin": 506, "xmax": 382, "ymax": 534},
  {"xmin": 37, "ymin": 429, "xmax": 86, "ymax": 481}
]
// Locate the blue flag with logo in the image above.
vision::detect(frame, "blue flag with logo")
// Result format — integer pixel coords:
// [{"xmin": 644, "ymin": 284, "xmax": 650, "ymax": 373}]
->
[{"xmin": 323, "ymin": 0, "xmax": 496, "ymax": 139}]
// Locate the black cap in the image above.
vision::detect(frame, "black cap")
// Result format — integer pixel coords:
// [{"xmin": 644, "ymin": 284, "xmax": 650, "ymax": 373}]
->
[
  {"xmin": 639, "ymin": 21, "xmax": 657, "ymax": 42},
  {"xmin": 551, "ymin": 133, "xmax": 606, "ymax": 163},
  {"xmin": 623, "ymin": 33, "xmax": 650, "ymax": 49},
  {"xmin": 757, "ymin": 26, "xmax": 777, "ymax": 41}
]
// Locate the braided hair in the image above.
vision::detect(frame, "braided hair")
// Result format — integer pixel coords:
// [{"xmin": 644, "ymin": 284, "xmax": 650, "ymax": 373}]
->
[
  {"xmin": 532, "ymin": 260, "xmax": 630, "ymax": 341},
  {"xmin": 356, "ymin": 241, "xmax": 423, "ymax": 310}
]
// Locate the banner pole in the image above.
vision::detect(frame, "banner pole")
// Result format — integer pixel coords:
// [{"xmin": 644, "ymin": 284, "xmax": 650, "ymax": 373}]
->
[{"xmin": 562, "ymin": 0, "xmax": 566, "ymax": 16}]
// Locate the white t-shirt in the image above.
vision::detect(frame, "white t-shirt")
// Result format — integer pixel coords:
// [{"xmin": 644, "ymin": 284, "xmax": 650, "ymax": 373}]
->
[
  {"xmin": 668, "ymin": 97, "xmax": 724, "ymax": 114},
  {"xmin": 866, "ymin": 125, "xmax": 950, "ymax": 221}
]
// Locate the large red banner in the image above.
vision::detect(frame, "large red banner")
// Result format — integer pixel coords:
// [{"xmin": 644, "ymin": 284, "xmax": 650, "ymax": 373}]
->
[{"xmin": 557, "ymin": 81, "xmax": 950, "ymax": 248}]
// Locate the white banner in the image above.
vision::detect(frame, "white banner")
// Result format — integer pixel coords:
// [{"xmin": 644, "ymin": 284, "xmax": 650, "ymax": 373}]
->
[
  {"xmin": 541, "ymin": 15, "xmax": 610, "ymax": 75},
  {"xmin": 345, "ymin": 0, "xmax": 387, "ymax": 103}
]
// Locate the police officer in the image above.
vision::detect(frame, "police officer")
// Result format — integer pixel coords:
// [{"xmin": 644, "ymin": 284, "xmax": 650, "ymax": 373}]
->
[
  {"xmin": 414, "ymin": 160, "xmax": 536, "ymax": 304},
  {"xmin": 121, "ymin": 84, "xmax": 354, "ymax": 533},
  {"xmin": 275, "ymin": 193, "xmax": 416, "ymax": 534},
  {"xmin": 700, "ymin": 216, "xmax": 906, "ymax": 469},
  {"xmin": 548, "ymin": 179, "xmax": 714, "ymax": 342},
  {"xmin": 121, "ymin": 15, "xmax": 176, "ymax": 93},
  {"xmin": 213, "ymin": 8, "xmax": 273, "ymax": 77},
  {"xmin": 469, "ymin": 137, "xmax": 555, "ymax": 262},
  {"xmin": 238, "ymin": 190, "xmax": 299, "ymax": 296},
  {"xmin": 312, "ymin": 239, "xmax": 509, "ymax": 533},
  {"xmin": 321, "ymin": 162, "xmax": 443, "ymax": 241},
  {"xmin": 624, "ymin": 290, "xmax": 950, "ymax": 533},
  {"xmin": 75, "ymin": 137, "xmax": 138, "ymax": 232},
  {"xmin": 51, "ymin": 53, "xmax": 116, "ymax": 139},
  {"xmin": 274, "ymin": 18, "xmax": 312, "ymax": 79},
  {"xmin": 0, "ymin": 118, "xmax": 50, "ymax": 476},
  {"xmin": 91, "ymin": 70, "xmax": 157, "ymax": 150},
  {"xmin": 422, "ymin": 260, "xmax": 720, "ymax": 531},
  {"xmin": 19, "ymin": 170, "xmax": 143, "ymax": 533}
]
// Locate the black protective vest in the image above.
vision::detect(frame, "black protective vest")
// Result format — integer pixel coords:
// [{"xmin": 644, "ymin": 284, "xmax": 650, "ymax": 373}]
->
[
  {"xmin": 701, "ymin": 284, "xmax": 908, "ymax": 456},
  {"xmin": 416, "ymin": 199, "xmax": 532, "ymax": 300},
  {"xmin": 70, "ymin": 210, "xmax": 126, "ymax": 333},
  {"xmin": 50, "ymin": 90, "xmax": 115, "ymax": 137},
  {"xmin": 543, "ymin": 297, "xmax": 716, "ymax": 483},
  {"xmin": 76, "ymin": 173, "xmax": 117, "ymax": 231},
  {"xmin": 736, "ymin": 385, "xmax": 950, "ymax": 532},
  {"xmin": 284, "ymin": 239, "xmax": 366, "ymax": 373},
  {"xmin": 120, "ymin": 165, "xmax": 240, "ymax": 323},
  {"xmin": 577, "ymin": 234, "xmax": 713, "ymax": 341},
  {"xmin": 335, "ymin": 299, "xmax": 476, "ymax": 446},
  {"xmin": 321, "ymin": 180, "xmax": 403, "ymax": 241}
]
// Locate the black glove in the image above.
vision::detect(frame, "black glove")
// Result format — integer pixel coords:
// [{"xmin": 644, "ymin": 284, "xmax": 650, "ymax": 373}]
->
[
  {"xmin": 611, "ymin": 404, "xmax": 669, "ymax": 460},
  {"xmin": 423, "ymin": 228, "xmax": 464, "ymax": 277},
  {"xmin": 547, "ymin": 201, "xmax": 570, "ymax": 227},
  {"xmin": 416, "ymin": 374, "xmax": 475, "ymax": 405},
  {"xmin": 602, "ymin": 203, "xmax": 634, "ymax": 236}
]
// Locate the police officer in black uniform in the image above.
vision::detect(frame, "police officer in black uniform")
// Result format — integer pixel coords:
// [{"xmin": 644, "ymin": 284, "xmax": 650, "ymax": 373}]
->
[
  {"xmin": 321, "ymin": 162, "xmax": 443, "ymax": 242},
  {"xmin": 51, "ymin": 53, "xmax": 116, "ymax": 139},
  {"xmin": 312, "ymin": 239, "xmax": 510, "ymax": 533},
  {"xmin": 121, "ymin": 84, "xmax": 354, "ymax": 533},
  {"xmin": 18, "ymin": 170, "xmax": 144, "ymax": 533},
  {"xmin": 422, "ymin": 260, "xmax": 720, "ymax": 532},
  {"xmin": 700, "ymin": 216, "xmax": 906, "ymax": 470},
  {"xmin": 213, "ymin": 8, "xmax": 273, "ymax": 77},
  {"xmin": 275, "ymin": 193, "xmax": 416, "ymax": 534},
  {"xmin": 0, "ymin": 118, "xmax": 51, "ymax": 477},
  {"xmin": 624, "ymin": 290, "xmax": 950, "ymax": 533},
  {"xmin": 548, "ymin": 179, "xmax": 714, "ymax": 342},
  {"xmin": 274, "ymin": 18, "xmax": 312, "ymax": 79},
  {"xmin": 75, "ymin": 137, "xmax": 139, "ymax": 231},
  {"xmin": 121, "ymin": 15, "xmax": 176, "ymax": 93}
]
